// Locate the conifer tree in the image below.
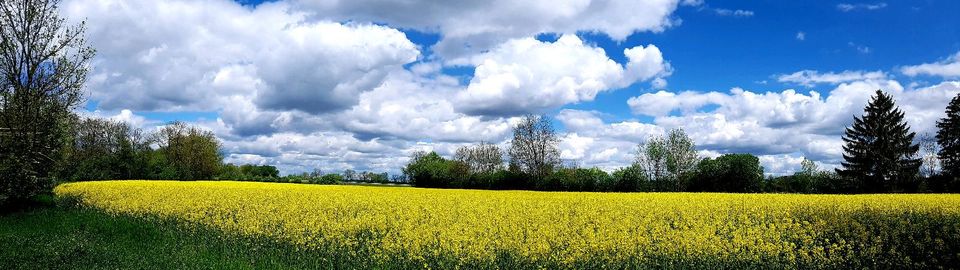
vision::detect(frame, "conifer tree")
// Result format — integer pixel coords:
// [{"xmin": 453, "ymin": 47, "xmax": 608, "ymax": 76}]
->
[
  {"xmin": 937, "ymin": 93, "xmax": 960, "ymax": 178},
  {"xmin": 836, "ymin": 90, "xmax": 921, "ymax": 192}
]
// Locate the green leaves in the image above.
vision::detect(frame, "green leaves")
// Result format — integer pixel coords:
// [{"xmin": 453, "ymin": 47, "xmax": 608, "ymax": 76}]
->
[{"xmin": 937, "ymin": 93, "xmax": 960, "ymax": 177}]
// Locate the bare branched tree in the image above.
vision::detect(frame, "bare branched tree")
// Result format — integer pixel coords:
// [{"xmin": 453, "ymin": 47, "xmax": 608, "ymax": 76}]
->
[
  {"xmin": 800, "ymin": 157, "xmax": 819, "ymax": 176},
  {"xmin": 0, "ymin": 0, "xmax": 94, "ymax": 202},
  {"xmin": 918, "ymin": 133, "xmax": 942, "ymax": 178},
  {"xmin": 455, "ymin": 141, "xmax": 503, "ymax": 174},
  {"xmin": 637, "ymin": 138, "xmax": 668, "ymax": 181},
  {"xmin": 508, "ymin": 115, "xmax": 560, "ymax": 181},
  {"xmin": 665, "ymin": 129, "xmax": 699, "ymax": 180}
]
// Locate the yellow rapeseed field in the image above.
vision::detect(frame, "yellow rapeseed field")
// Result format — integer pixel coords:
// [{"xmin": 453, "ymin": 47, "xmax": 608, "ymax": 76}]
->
[{"xmin": 54, "ymin": 180, "xmax": 960, "ymax": 268}]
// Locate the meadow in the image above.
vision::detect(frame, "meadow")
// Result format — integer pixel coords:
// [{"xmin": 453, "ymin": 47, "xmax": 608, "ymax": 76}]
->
[{"xmin": 6, "ymin": 180, "xmax": 958, "ymax": 269}]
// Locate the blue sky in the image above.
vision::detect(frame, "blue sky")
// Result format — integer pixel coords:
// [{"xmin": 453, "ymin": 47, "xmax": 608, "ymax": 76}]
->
[
  {"xmin": 66, "ymin": 0, "xmax": 960, "ymax": 175},
  {"xmin": 231, "ymin": 0, "xmax": 960, "ymax": 122},
  {"xmin": 571, "ymin": 0, "xmax": 959, "ymax": 122}
]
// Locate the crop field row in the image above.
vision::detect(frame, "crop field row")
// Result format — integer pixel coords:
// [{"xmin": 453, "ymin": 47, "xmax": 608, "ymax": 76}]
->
[{"xmin": 54, "ymin": 181, "xmax": 960, "ymax": 269}]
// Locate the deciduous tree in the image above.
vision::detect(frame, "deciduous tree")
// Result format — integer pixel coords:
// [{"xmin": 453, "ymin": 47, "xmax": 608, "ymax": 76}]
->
[
  {"xmin": 454, "ymin": 141, "xmax": 503, "ymax": 174},
  {"xmin": 0, "ymin": 0, "xmax": 94, "ymax": 202},
  {"xmin": 154, "ymin": 122, "xmax": 222, "ymax": 180},
  {"xmin": 636, "ymin": 128, "xmax": 699, "ymax": 191},
  {"xmin": 508, "ymin": 115, "xmax": 560, "ymax": 182}
]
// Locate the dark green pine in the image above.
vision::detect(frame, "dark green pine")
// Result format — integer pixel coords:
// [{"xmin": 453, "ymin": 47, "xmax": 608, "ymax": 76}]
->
[
  {"xmin": 837, "ymin": 90, "xmax": 921, "ymax": 192},
  {"xmin": 937, "ymin": 92, "xmax": 960, "ymax": 177}
]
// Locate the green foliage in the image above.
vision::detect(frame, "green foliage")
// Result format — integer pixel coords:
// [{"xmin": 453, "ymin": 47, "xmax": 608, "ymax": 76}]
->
[
  {"xmin": 0, "ymin": 0, "xmax": 95, "ymax": 204},
  {"xmin": 282, "ymin": 171, "xmax": 344, "ymax": 185},
  {"xmin": 55, "ymin": 118, "xmax": 150, "ymax": 182},
  {"xmin": 541, "ymin": 167, "xmax": 610, "ymax": 191},
  {"xmin": 217, "ymin": 165, "xmax": 350, "ymax": 185},
  {"xmin": 937, "ymin": 92, "xmax": 960, "ymax": 179},
  {"xmin": 688, "ymin": 154, "xmax": 764, "ymax": 192},
  {"xmin": 924, "ymin": 174, "xmax": 960, "ymax": 193},
  {"xmin": 405, "ymin": 150, "xmax": 619, "ymax": 191},
  {"xmin": 765, "ymin": 175, "xmax": 812, "ymax": 193},
  {"xmin": 609, "ymin": 165, "xmax": 647, "ymax": 192},
  {"xmin": 635, "ymin": 128, "xmax": 699, "ymax": 191},
  {"xmin": 354, "ymin": 171, "xmax": 390, "ymax": 184},
  {"xmin": 217, "ymin": 164, "xmax": 284, "ymax": 181},
  {"xmin": 403, "ymin": 151, "xmax": 461, "ymax": 188},
  {"xmin": 472, "ymin": 170, "xmax": 516, "ymax": 190},
  {"xmin": 240, "ymin": 164, "xmax": 280, "ymax": 178},
  {"xmin": 765, "ymin": 172, "xmax": 851, "ymax": 194},
  {"xmin": 155, "ymin": 122, "xmax": 222, "ymax": 180},
  {"xmin": 54, "ymin": 120, "xmax": 224, "ymax": 182},
  {"xmin": 838, "ymin": 90, "xmax": 922, "ymax": 193}
]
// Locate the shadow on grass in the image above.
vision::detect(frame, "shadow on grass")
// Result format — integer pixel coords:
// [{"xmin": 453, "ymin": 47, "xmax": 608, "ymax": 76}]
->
[{"xmin": 0, "ymin": 196, "xmax": 366, "ymax": 270}]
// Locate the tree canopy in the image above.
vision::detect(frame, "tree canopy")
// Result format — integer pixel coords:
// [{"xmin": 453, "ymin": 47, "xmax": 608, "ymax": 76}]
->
[
  {"xmin": 0, "ymin": 0, "xmax": 94, "ymax": 203},
  {"xmin": 937, "ymin": 93, "xmax": 960, "ymax": 178}
]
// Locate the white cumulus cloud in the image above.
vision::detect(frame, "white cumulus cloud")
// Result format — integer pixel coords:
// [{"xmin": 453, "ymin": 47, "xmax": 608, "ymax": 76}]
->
[
  {"xmin": 63, "ymin": 0, "xmax": 419, "ymax": 115},
  {"xmin": 290, "ymin": 0, "xmax": 684, "ymax": 59},
  {"xmin": 456, "ymin": 35, "xmax": 670, "ymax": 116}
]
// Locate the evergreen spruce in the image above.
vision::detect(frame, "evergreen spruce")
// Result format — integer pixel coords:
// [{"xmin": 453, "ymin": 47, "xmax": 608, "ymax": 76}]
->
[
  {"xmin": 937, "ymin": 93, "xmax": 960, "ymax": 178},
  {"xmin": 836, "ymin": 90, "xmax": 921, "ymax": 192}
]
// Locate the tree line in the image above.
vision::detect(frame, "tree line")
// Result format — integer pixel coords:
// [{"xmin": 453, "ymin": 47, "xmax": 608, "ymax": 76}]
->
[
  {"xmin": 404, "ymin": 118, "xmax": 769, "ymax": 192},
  {"xmin": 54, "ymin": 118, "xmax": 392, "ymax": 185},
  {"xmin": 55, "ymin": 119, "xmax": 220, "ymax": 181},
  {"xmin": 405, "ymin": 90, "xmax": 960, "ymax": 193}
]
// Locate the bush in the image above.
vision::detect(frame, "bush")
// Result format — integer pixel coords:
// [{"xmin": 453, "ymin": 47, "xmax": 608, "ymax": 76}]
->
[
  {"xmin": 610, "ymin": 166, "xmax": 647, "ymax": 192},
  {"xmin": 809, "ymin": 172, "xmax": 859, "ymax": 194},
  {"xmin": 689, "ymin": 154, "xmax": 763, "ymax": 192},
  {"xmin": 920, "ymin": 174, "xmax": 959, "ymax": 193},
  {"xmin": 765, "ymin": 175, "xmax": 813, "ymax": 193},
  {"xmin": 481, "ymin": 169, "xmax": 529, "ymax": 190},
  {"xmin": 404, "ymin": 151, "xmax": 460, "ymax": 188},
  {"xmin": 573, "ymin": 168, "xmax": 610, "ymax": 191},
  {"xmin": 319, "ymin": 174, "xmax": 344, "ymax": 184}
]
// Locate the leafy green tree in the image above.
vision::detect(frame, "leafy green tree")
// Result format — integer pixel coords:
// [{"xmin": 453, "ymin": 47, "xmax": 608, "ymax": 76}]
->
[
  {"xmin": 237, "ymin": 164, "xmax": 279, "ymax": 179},
  {"xmin": 609, "ymin": 165, "xmax": 648, "ymax": 192},
  {"xmin": 404, "ymin": 151, "xmax": 457, "ymax": 188},
  {"xmin": 55, "ymin": 118, "xmax": 148, "ymax": 181},
  {"xmin": 635, "ymin": 128, "xmax": 699, "ymax": 191},
  {"xmin": 154, "ymin": 122, "xmax": 223, "ymax": 180},
  {"xmin": 0, "ymin": 0, "xmax": 95, "ymax": 203},
  {"xmin": 765, "ymin": 158, "xmax": 821, "ymax": 193},
  {"xmin": 937, "ymin": 93, "xmax": 960, "ymax": 178},
  {"xmin": 689, "ymin": 154, "xmax": 764, "ymax": 192},
  {"xmin": 836, "ymin": 90, "xmax": 921, "ymax": 193},
  {"xmin": 217, "ymin": 163, "xmax": 242, "ymax": 180}
]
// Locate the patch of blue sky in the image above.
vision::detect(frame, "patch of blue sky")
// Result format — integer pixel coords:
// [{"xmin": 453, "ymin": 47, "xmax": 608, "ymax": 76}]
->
[{"xmin": 138, "ymin": 111, "xmax": 220, "ymax": 123}]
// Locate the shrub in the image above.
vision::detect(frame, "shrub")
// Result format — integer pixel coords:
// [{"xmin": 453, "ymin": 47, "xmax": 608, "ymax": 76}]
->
[
  {"xmin": 404, "ymin": 151, "xmax": 460, "ymax": 188},
  {"xmin": 610, "ymin": 165, "xmax": 647, "ymax": 192},
  {"xmin": 689, "ymin": 154, "xmax": 763, "ymax": 192},
  {"xmin": 319, "ymin": 174, "xmax": 344, "ymax": 184}
]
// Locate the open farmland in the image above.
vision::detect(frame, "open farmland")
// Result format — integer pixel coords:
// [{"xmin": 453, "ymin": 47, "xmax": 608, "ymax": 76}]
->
[{"xmin": 40, "ymin": 180, "xmax": 960, "ymax": 269}]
